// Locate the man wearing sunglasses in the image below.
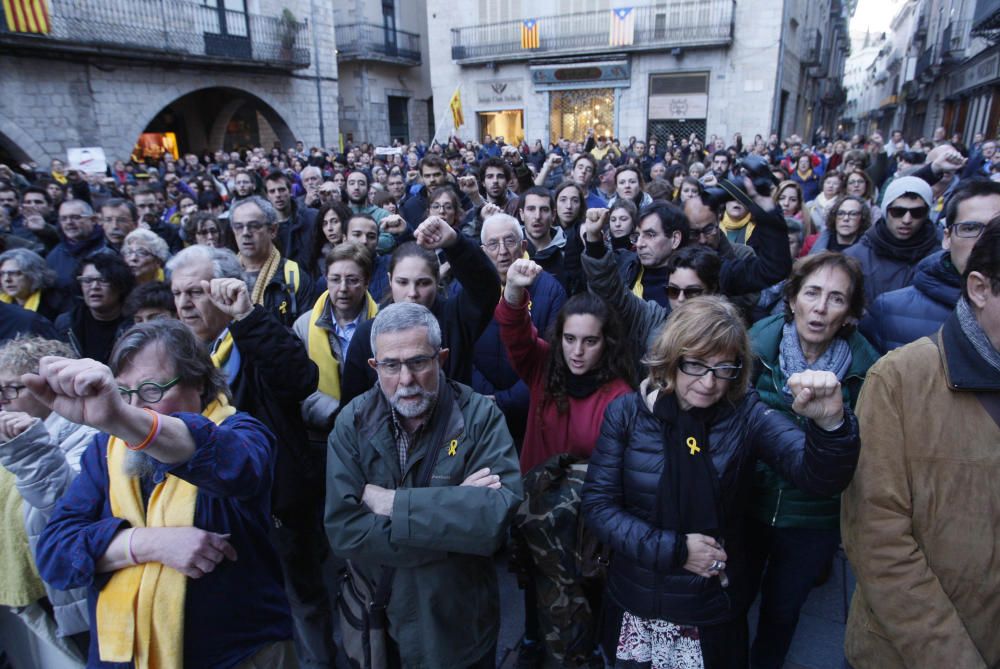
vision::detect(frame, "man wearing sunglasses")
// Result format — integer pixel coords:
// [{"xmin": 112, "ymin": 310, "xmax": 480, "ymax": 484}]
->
[
  {"xmin": 845, "ymin": 176, "xmax": 941, "ymax": 304},
  {"xmin": 861, "ymin": 179, "xmax": 1000, "ymax": 353}
]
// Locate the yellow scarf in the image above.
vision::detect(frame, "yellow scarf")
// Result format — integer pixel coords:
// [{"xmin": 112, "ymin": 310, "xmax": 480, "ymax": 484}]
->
[
  {"xmin": 0, "ymin": 291, "xmax": 40, "ymax": 312},
  {"xmin": 242, "ymin": 247, "xmax": 282, "ymax": 306},
  {"xmin": 210, "ymin": 330, "xmax": 234, "ymax": 369},
  {"xmin": 796, "ymin": 167, "xmax": 813, "ymax": 181},
  {"xmin": 308, "ymin": 291, "xmax": 378, "ymax": 398},
  {"xmin": 0, "ymin": 468, "xmax": 46, "ymax": 607},
  {"xmin": 720, "ymin": 211, "xmax": 755, "ymax": 242},
  {"xmin": 631, "ymin": 266, "xmax": 645, "ymax": 299},
  {"xmin": 96, "ymin": 397, "xmax": 236, "ymax": 668}
]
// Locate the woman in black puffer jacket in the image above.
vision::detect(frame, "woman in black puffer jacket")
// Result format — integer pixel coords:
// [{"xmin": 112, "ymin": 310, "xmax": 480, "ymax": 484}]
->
[{"xmin": 581, "ymin": 296, "xmax": 860, "ymax": 669}]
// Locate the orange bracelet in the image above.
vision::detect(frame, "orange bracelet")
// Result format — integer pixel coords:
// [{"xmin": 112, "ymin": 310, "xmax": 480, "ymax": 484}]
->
[{"xmin": 125, "ymin": 408, "xmax": 161, "ymax": 451}]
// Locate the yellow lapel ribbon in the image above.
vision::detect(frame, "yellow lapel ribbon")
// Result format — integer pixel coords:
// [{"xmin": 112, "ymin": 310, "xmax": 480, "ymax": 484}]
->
[
  {"xmin": 210, "ymin": 330, "xmax": 234, "ymax": 369},
  {"xmin": 0, "ymin": 291, "xmax": 40, "ymax": 312},
  {"xmin": 154, "ymin": 268, "xmax": 165, "ymax": 283},
  {"xmin": 308, "ymin": 290, "xmax": 378, "ymax": 398},
  {"xmin": 720, "ymin": 211, "xmax": 755, "ymax": 242},
  {"xmin": 96, "ymin": 396, "xmax": 236, "ymax": 668},
  {"xmin": 631, "ymin": 266, "xmax": 645, "ymax": 300}
]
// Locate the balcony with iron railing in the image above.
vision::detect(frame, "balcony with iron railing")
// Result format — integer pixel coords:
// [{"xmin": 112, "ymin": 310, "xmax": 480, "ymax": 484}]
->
[
  {"xmin": 335, "ymin": 22, "xmax": 421, "ymax": 66},
  {"xmin": 0, "ymin": 0, "xmax": 311, "ymax": 70},
  {"xmin": 914, "ymin": 44, "xmax": 936, "ymax": 81},
  {"xmin": 941, "ymin": 20, "xmax": 972, "ymax": 63},
  {"xmin": 450, "ymin": 0, "xmax": 733, "ymax": 64}
]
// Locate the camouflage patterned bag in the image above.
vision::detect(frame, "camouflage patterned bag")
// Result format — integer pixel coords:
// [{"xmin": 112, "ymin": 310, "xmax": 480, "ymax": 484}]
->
[{"xmin": 514, "ymin": 453, "xmax": 606, "ymax": 668}]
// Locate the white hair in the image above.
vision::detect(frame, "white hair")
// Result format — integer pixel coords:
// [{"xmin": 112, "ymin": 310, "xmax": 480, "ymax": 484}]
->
[{"xmin": 480, "ymin": 213, "xmax": 524, "ymax": 244}]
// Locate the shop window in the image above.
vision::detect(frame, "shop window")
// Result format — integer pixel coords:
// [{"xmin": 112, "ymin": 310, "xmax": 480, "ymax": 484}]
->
[{"xmin": 549, "ymin": 88, "xmax": 615, "ymax": 144}]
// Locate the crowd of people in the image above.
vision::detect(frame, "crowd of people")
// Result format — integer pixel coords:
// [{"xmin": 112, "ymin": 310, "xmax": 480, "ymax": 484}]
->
[{"xmin": 0, "ymin": 122, "xmax": 997, "ymax": 669}]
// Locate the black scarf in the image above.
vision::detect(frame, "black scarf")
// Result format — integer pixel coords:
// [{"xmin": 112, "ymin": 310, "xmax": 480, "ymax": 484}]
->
[
  {"xmin": 610, "ymin": 234, "xmax": 633, "ymax": 251},
  {"xmin": 866, "ymin": 219, "xmax": 938, "ymax": 264},
  {"xmin": 565, "ymin": 368, "xmax": 604, "ymax": 399},
  {"xmin": 651, "ymin": 391, "xmax": 723, "ymax": 539}
]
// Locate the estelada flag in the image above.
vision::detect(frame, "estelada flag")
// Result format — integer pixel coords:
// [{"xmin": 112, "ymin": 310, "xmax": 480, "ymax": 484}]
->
[
  {"xmin": 449, "ymin": 88, "xmax": 464, "ymax": 128},
  {"xmin": 521, "ymin": 18, "xmax": 539, "ymax": 49},
  {"xmin": 3, "ymin": 0, "xmax": 50, "ymax": 34},
  {"xmin": 609, "ymin": 7, "xmax": 635, "ymax": 47}
]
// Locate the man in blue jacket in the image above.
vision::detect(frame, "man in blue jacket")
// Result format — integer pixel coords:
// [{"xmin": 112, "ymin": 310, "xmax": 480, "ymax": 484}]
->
[{"xmin": 861, "ymin": 179, "xmax": 1000, "ymax": 352}]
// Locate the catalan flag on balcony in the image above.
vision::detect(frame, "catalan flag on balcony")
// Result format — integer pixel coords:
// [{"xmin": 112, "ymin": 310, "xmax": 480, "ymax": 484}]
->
[
  {"xmin": 2, "ymin": 0, "xmax": 50, "ymax": 33},
  {"xmin": 521, "ymin": 18, "xmax": 539, "ymax": 50},
  {"xmin": 609, "ymin": 7, "xmax": 634, "ymax": 46},
  {"xmin": 449, "ymin": 87, "xmax": 464, "ymax": 129}
]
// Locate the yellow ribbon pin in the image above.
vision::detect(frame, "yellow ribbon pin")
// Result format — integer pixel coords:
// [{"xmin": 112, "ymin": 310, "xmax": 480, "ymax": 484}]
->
[
  {"xmin": 447, "ymin": 439, "xmax": 458, "ymax": 456},
  {"xmin": 687, "ymin": 437, "xmax": 700, "ymax": 455}
]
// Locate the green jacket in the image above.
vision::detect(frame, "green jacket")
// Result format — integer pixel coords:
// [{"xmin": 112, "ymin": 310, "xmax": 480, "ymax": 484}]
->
[
  {"xmin": 748, "ymin": 313, "xmax": 879, "ymax": 529},
  {"xmin": 325, "ymin": 378, "xmax": 523, "ymax": 668}
]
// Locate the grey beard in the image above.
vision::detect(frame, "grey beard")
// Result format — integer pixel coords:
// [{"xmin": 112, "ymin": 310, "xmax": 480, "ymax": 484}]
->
[
  {"xmin": 388, "ymin": 385, "xmax": 437, "ymax": 419},
  {"xmin": 123, "ymin": 448, "xmax": 158, "ymax": 481}
]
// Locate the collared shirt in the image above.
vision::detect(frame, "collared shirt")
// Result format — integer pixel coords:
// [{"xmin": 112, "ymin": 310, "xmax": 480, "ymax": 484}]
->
[
  {"xmin": 389, "ymin": 408, "xmax": 425, "ymax": 472},
  {"xmin": 333, "ymin": 310, "xmax": 365, "ymax": 358}
]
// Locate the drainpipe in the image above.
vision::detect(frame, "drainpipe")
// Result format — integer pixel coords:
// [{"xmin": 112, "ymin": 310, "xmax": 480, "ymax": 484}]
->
[
  {"xmin": 309, "ymin": 0, "xmax": 326, "ymax": 147},
  {"xmin": 771, "ymin": 0, "xmax": 788, "ymax": 135}
]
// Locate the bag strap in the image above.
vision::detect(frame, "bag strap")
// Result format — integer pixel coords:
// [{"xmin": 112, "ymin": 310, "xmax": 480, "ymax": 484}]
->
[
  {"xmin": 370, "ymin": 382, "xmax": 458, "ymax": 614},
  {"xmin": 929, "ymin": 330, "xmax": 1000, "ymax": 430}
]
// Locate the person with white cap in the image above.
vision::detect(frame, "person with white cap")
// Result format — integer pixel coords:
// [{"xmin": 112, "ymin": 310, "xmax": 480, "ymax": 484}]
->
[{"xmin": 844, "ymin": 175, "xmax": 941, "ymax": 304}]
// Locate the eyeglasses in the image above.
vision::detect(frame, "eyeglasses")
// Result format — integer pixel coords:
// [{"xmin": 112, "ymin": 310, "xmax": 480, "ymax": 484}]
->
[
  {"xmin": 886, "ymin": 205, "xmax": 929, "ymax": 220},
  {"xmin": 484, "ymin": 237, "xmax": 520, "ymax": 253},
  {"xmin": 430, "ymin": 203, "xmax": 456, "ymax": 212},
  {"xmin": 373, "ymin": 353, "xmax": 438, "ymax": 376},
  {"xmin": 0, "ymin": 269, "xmax": 23, "ymax": 279},
  {"xmin": 77, "ymin": 276, "xmax": 111, "ymax": 286},
  {"xmin": 118, "ymin": 376, "xmax": 180, "ymax": 404},
  {"xmin": 0, "ymin": 384, "xmax": 26, "ymax": 400},
  {"xmin": 836, "ymin": 210, "xmax": 863, "ymax": 220},
  {"xmin": 678, "ymin": 358, "xmax": 743, "ymax": 381},
  {"xmin": 846, "ymin": 179, "xmax": 867, "ymax": 187},
  {"xmin": 951, "ymin": 221, "xmax": 987, "ymax": 238},
  {"xmin": 59, "ymin": 215, "xmax": 87, "ymax": 224},
  {"xmin": 328, "ymin": 275, "xmax": 364, "ymax": 288},
  {"xmin": 690, "ymin": 224, "xmax": 719, "ymax": 238},
  {"xmin": 123, "ymin": 248, "xmax": 154, "ymax": 259},
  {"xmin": 667, "ymin": 285, "xmax": 706, "ymax": 300},
  {"xmin": 231, "ymin": 221, "xmax": 270, "ymax": 233}
]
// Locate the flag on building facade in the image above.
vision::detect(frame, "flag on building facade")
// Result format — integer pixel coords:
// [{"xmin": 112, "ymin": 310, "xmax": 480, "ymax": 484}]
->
[
  {"xmin": 2, "ymin": 0, "xmax": 50, "ymax": 33},
  {"xmin": 521, "ymin": 19, "xmax": 539, "ymax": 49},
  {"xmin": 449, "ymin": 87, "xmax": 464, "ymax": 128},
  {"xmin": 609, "ymin": 7, "xmax": 634, "ymax": 46}
]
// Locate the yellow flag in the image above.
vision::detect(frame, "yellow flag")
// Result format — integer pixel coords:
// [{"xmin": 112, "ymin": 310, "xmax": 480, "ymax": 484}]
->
[{"xmin": 449, "ymin": 88, "xmax": 464, "ymax": 128}]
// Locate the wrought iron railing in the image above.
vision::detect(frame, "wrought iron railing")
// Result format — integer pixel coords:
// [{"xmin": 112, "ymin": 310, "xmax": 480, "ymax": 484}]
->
[
  {"xmin": 941, "ymin": 20, "xmax": 972, "ymax": 60},
  {"xmin": 0, "ymin": 0, "xmax": 310, "ymax": 69},
  {"xmin": 450, "ymin": 0, "xmax": 733, "ymax": 62},
  {"xmin": 335, "ymin": 22, "xmax": 421, "ymax": 65}
]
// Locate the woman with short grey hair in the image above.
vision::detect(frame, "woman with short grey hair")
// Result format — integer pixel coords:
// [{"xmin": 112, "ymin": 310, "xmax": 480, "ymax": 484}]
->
[
  {"xmin": 122, "ymin": 229, "xmax": 170, "ymax": 284},
  {"xmin": 35, "ymin": 319, "xmax": 297, "ymax": 667},
  {"xmin": 0, "ymin": 248, "xmax": 67, "ymax": 321}
]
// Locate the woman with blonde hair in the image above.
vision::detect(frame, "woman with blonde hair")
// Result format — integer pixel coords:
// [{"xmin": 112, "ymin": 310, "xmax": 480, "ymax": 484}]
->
[{"xmin": 582, "ymin": 296, "xmax": 860, "ymax": 667}]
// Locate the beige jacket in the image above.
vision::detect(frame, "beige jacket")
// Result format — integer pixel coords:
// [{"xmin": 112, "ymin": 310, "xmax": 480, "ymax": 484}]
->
[{"xmin": 842, "ymin": 333, "xmax": 1000, "ymax": 669}]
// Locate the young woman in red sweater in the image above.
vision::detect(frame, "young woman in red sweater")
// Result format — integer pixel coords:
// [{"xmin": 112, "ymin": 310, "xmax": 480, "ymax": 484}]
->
[{"xmin": 495, "ymin": 257, "xmax": 634, "ymax": 667}]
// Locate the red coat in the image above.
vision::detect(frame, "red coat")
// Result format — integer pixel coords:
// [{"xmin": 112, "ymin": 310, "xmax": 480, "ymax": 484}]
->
[{"xmin": 495, "ymin": 295, "xmax": 632, "ymax": 474}]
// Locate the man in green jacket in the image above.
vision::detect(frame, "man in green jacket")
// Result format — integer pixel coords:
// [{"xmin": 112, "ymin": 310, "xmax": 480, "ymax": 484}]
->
[{"xmin": 325, "ymin": 302, "xmax": 523, "ymax": 668}]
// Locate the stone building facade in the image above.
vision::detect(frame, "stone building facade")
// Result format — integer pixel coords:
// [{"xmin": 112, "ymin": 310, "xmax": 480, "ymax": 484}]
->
[
  {"xmin": 424, "ymin": 0, "xmax": 854, "ymax": 147},
  {"xmin": 0, "ymin": 0, "xmax": 339, "ymax": 164}
]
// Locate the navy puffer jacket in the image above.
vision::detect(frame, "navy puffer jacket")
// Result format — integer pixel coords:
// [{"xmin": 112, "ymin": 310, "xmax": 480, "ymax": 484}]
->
[
  {"xmin": 582, "ymin": 388, "xmax": 859, "ymax": 626},
  {"xmin": 859, "ymin": 250, "xmax": 961, "ymax": 354}
]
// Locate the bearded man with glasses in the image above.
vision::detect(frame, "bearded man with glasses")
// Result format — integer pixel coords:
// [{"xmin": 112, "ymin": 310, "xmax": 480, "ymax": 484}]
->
[{"xmin": 326, "ymin": 301, "xmax": 522, "ymax": 668}]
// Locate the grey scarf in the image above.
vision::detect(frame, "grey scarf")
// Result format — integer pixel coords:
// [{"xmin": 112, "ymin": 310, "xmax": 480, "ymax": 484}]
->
[
  {"xmin": 956, "ymin": 296, "xmax": 1000, "ymax": 375},
  {"xmin": 778, "ymin": 321, "xmax": 853, "ymax": 403}
]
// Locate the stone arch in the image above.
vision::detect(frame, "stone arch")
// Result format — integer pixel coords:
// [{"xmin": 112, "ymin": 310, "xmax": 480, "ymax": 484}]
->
[
  {"xmin": 129, "ymin": 86, "xmax": 297, "ymax": 157},
  {"xmin": 0, "ymin": 117, "xmax": 49, "ymax": 165}
]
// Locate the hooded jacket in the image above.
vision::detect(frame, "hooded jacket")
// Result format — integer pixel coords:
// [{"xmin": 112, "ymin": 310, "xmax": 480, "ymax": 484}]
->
[
  {"xmin": 45, "ymin": 226, "xmax": 107, "ymax": 295},
  {"xmin": 843, "ymin": 221, "xmax": 941, "ymax": 304},
  {"xmin": 859, "ymin": 250, "xmax": 961, "ymax": 354}
]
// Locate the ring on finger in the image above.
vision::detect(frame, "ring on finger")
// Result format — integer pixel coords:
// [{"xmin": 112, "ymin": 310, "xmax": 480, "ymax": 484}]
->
[{"xmin": 710, "ymin": 560, "xmax": 720, "ymax": 571}]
